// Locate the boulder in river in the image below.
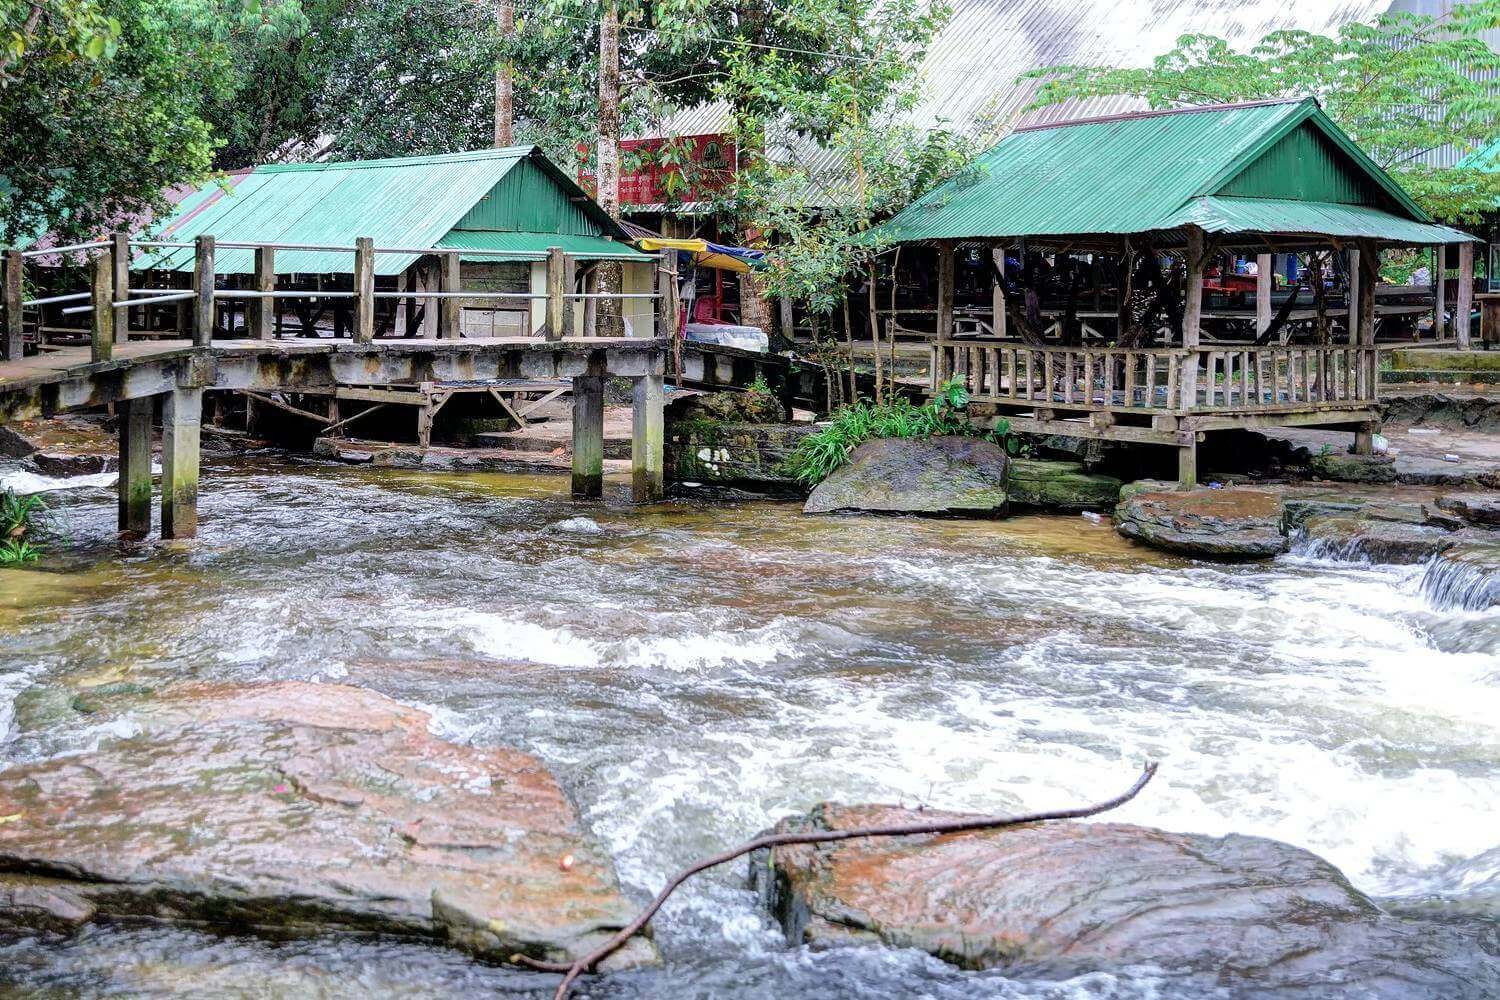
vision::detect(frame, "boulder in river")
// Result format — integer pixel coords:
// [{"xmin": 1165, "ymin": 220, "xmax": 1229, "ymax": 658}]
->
[
  {"xmin": 1307, "ymin": 451, "xmax": 1400, "ymax": 484},
  {"xmin": 1114, "ymin": 487, "xmax": 1287, "ymax": 559},
  {"xmin": 1435, "ymin": 491, "xmax": 1500, "ymax": 528},
  {"xmin": 804, "ymin": 436, "xmax": 1009, "ymax": 516},
  {"xmin": 1007, "ymin": 459, "xmax": 1122, "ymax": 511},
  {"xmin": 751, "ymin": 805, "xmax": 1497, "ymax": 996},
  {"xmin": 0, "ymin": 681, "xmax": 656, "ymax": 971}
]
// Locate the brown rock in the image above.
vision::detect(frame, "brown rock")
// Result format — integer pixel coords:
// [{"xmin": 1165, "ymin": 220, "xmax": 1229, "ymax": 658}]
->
[
  {"xmin": 1300, "ymin": 515, "xmax": 1458, "ymax": 564},
  {"xmin": 1115, "ymin": 487, "xmax": 1287, "ymax": 559},
  {"xmin": 804, "ymin": 436, "xmax": 1009, "ymax": 516},
  {"xmin": 0, "ymin": 682, "xmax": 655, "ymax": 970},
  {"xmin": 752, "ymin": 805, "xmax": 1495, "ymax": 995},
  {"xmin": 1436, "ymin": 492, "xmax": 1500, "ymax": 527}
]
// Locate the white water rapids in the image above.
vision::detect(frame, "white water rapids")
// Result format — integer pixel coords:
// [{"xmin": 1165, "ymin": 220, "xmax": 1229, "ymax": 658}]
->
[{"xmin": 0, "ymin": 457, "xmax": 1495, "ymax": 997}]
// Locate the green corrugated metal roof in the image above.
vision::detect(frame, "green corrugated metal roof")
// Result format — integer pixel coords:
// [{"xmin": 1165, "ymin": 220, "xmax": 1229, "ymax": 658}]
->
[
  {"xmin": 1174, "ymin": 196, "xmax": 1472, "ymax": 244},
  {"xmin": 140, "ymin": 147, "xmax": 631, "ymax": 275},
  {"xmin": 437, "ymin": 231, "xmax": 651, "ymax": 261},
  {"xmin": 873, "ymin": 99, "xmax": 1467, "ymax": 246}
]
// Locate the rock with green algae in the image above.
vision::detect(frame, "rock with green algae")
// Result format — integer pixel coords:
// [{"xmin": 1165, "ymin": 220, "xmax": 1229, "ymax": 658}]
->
[
  {"xmin": 1007, "ymin": 459, "xmax": 1122, "ymax": 511},
  {"xmin": 0, "ymin": 681, "xmax": 657, "ymax": 972},
  {"xmin": 803, "ymin": 436, "xmax": 1009, "ymax": 516},
  {"xmin": 749, "ymin": 804, "xmax": 1496, "ymax": 995},
  {"xmin": 1114, "ymin": 487, "xmax": 1287, "ymax": 559},
  {"xmin": 1307, "ymin": 451, "xmax": 1399, "ymax": 484},
  {"xmin": 1298, "ymin": 514, "xmax": 1460, "ymax": 565}
]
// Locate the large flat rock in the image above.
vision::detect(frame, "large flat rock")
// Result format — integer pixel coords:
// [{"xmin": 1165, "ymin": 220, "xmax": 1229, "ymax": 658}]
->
[
  {"xmin": 752, "ymin": 805, "xmax": 1496, "ymax": 996},
  {"xmin": 1115, "ymin": 487, "xmax": 1287, "ymax": 559},
  {"xmin": 0, "ymin": 682, "xmax": 655, "ymax": 970},
  {"xmin": 1007, "ymin": 459, "xmax": 1122, "ymax": 511},
  {"xmin": 804, "ymin": 436, "xmax": 1009, "ymax": 516},
  {"xmin": 1299, "ymin": 514, "xmax": 1459, "ymax": 565}
]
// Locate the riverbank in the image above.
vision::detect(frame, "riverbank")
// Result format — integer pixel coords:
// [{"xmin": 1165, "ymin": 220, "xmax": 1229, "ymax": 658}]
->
[{"xmin": 0, "ymin": 455, "xmax": 1496, "ymax": 996}]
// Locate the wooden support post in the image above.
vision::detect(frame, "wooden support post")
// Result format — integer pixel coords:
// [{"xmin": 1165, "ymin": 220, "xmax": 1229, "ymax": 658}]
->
[
  {"xmin": 438, "ymin": 251, "xmax": 462, "ymax": 339},
  {"xmin": 250, "ymin": 245, "xmax": 276, "ymax": 340},
  {"xmin": 1434, "ymin": 245, "xmax": 1446, "ymax": 340},
  {"xmin": 571, "ymin": 374, "xmax": 604, "ymax": 497},
  {"xmin": 1177, "ymin": 441, "xmax": 1197, "ymax": 488},
  {"xmin": 1180, "ymin": 227, "xmax": 1204, "ymax": 409},
  {"xmin": 117, "ymin": 396, "xmax": 152, "ymax": 536},
  {"xmin": 1346, "ymin": 247, "xmax": 1360, "ymax": 345},
  {"xmin": 778, "ymin": 294, "xmax": 793, "ymax": 339},
  {"xmin": 657, "ymin": 250, "xmax": 679, "ymax": 341},
  {"xmin": 545, "ymin": 246, "xmax": 568, "ymax": 341},
  {"xmin": 111, "ymin": 232, "xmax": 131, "ymax": 343},
  {"xmin": 2, "ymin": 249, "xmax": 21, "ymax": 360},
  {"xmin": 90, "ymin": 252, "xmax": 113, "ymax": 363},
  {"xmin": 991, "ymin": 247, "xmax": 1008, "ymax": 339},
  {"xmin": 1457, "ymin": 240, "xmax": 1474, "ymax": 350},
  {"xmin": 1255, "ymin": 252, "xmax": 1272, "ymax": 337},
  {"xmin": 161, "ymin": 386, "xmax": 202, "ymax": 539},
  {"xmin": 353, "ymin": 236, "xmax": 375, "ymax": 342},
  {"xmin": 1353, "ymin": 422, "xmax": 1377, "ymax": 457},
  {"xmin": 631, "ymin": 370, "xmax": 664, "ymax": 502},
  {"xmin": 192, "ymin": 235, "xmax": 215, "ymax": 346},
  {"xmin": 936, "ymin": 241, "xmax": 956, "ymax": 340}
]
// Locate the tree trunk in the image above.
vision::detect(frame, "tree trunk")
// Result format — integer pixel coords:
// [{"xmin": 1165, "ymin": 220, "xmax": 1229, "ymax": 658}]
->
[
  {"xmin": 867, "ymin": 265, "xmax": 883, "ymax": 404},
  {"xmin": 493, "ymin": 0, "xmax": 514, "ymax": 147},
  {"xmin": 596, "ymin": 0, "xmax": 623, "ymax": 335}
]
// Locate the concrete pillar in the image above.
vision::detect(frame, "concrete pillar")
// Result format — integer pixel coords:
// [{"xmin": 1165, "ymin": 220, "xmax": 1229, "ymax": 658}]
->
[
  {"xmin": 570, "ymin": 374, "xmax": 604, "ymax": 498},
  {"xmin": 161, "ymin": 386, "xmax": 202, "ymax": 539},
  {"xmin": 1177, "ymin": 440, "xmax": 1197, "ymax": 489},
  {"xmin": 1457, "ymin": 240, "xmax": 1475, "ymax": 350},
  {"xmin": 1353, "ymin": 422, "xmax": 1377, "ymax": 457},
  {"xmin": 117, "ymin": 396, "xmax": 152, "ymax": 536},
  {"xmin": 631, "ymin": 372, "xmax": 664, "ymax": 503}
]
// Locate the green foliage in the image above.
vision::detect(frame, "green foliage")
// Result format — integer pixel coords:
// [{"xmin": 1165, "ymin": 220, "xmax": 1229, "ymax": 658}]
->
[
  {"xmin": 746, "ymin": 373, "xmax": 773, "ymax": 398},
  {"xmin": 0, "ymin": 488, "xmax": 46, "ymax": 564},
  {"xmin": 785, "ymin": 379, "xmax": 1015, "ymax": 484},
  {"xmin": 1023, "ymin": 2, "xmax": 1500, "ymax": 221}
]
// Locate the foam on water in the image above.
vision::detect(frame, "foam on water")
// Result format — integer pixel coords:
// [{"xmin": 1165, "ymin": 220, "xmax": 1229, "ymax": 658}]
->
[{"xmin": 0, "ymin": 468, "xmax": 117, "ymax": 494}]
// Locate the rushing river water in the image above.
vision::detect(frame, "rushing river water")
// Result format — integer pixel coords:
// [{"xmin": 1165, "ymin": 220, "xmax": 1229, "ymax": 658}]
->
[{"xmin": 0, "ymin": 455, "xmax": 1497, "ymax": 998}]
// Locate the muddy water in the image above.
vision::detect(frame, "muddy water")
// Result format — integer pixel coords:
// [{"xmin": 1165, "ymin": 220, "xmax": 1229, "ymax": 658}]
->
[{"xmin": 0, "ymin": 456, "xmax": 1497, "ymax": 998}]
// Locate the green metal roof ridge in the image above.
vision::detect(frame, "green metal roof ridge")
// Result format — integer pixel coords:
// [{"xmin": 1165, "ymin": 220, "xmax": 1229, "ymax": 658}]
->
[
  {"xmin": 255, "ymin": 146, "xmax": 536, "ymax": 174},
  {"xmin": 1198, "ymin": 99, "xmax": 1433, "ymax": 223}
]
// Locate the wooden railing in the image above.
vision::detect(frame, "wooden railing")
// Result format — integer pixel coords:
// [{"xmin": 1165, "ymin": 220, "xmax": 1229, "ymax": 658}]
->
[{"xmin": 932, "ymin": 340, "xmax": 1379, "ymax": 415}]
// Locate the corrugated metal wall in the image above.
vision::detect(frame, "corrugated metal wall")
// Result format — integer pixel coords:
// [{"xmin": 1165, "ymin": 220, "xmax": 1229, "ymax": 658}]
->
[{"xmin": 453, "ymin": 160, "xmax": 601, "ymax": 235}]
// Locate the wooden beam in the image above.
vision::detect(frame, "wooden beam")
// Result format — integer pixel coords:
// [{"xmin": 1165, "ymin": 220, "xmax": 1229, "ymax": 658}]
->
[
  {"xmin": 1346, "ymin": 246, "xmax": 1360, "ymax": 345},
  {"xmin": 1457, "ymin": 240, "xmax": 1474, "ymax": 350},
  {"xmin": 240, "ymin": 390, "xmax": 334, "ymax": 424},
  {"xmin": 1434, "ymin": 245, "xmax": 1446, "ymax": 339},
  {"xmin": 250, "ymin": 245, "xmax": 276, "ymax": 340},
  {"xmin": 936, "ymin": 241, "xmax": 956, "ymax": 340},
  {"xmin": 192, "ymin": 234, "xmax": 215, "ymax": 346},
  {"xmin": 90, "ymin": 252, "xmax": 113, "ymax": 363},
  {"xmin": 438, "ymin": 251, "xmax": 462, "ymax": 339},
  {"xmin": 111, "ymin": 232, "xmax": 131, "ymax": 343},
  {"xmin": 1182, "ymin": 226, "xmax": 1204, "ymax": 349},
  {"xmin": 353, "ymin": 236, "xmax": 375, "ymax": 343},
  {"xmin": 657, "ymin": 249, "xmax": 679, "ymax": 341},
  {"xmin": 992, "ymin": 247, "xmax": 1008, "ymax": 339},
  {"xmin": 2, "ymin": 249, "xmax": 21, "ymax": 361},
  {"xmin": 323, "ymin": 402, "xmax": 388, "ymax": 436},
  {"xmin": 1255, "ymin": 253, "xmax": 1272, "ymax": 337}
]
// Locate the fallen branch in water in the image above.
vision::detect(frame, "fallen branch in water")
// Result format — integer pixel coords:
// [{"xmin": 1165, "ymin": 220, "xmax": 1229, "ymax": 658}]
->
[{"xmin": 515, "ymin": 761, "xmax": 1160, "ymax": 1000}]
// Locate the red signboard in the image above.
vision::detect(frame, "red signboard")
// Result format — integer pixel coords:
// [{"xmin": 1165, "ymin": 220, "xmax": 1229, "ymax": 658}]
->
[{"xmin": 578, "ymin": 133, "xmax": 735, "ymax": 206}]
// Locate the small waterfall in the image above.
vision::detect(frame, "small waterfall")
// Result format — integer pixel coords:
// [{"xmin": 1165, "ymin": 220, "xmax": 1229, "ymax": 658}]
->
[{"xmin": 1419, "ymin": 546, "xmax": 1500, "ymax": 612}]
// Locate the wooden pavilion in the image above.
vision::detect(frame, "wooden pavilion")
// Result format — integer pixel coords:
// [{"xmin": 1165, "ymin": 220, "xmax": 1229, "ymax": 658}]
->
[{"xmin": 870, "ymin": 98, "xmax": 1476, "ymax": 484}]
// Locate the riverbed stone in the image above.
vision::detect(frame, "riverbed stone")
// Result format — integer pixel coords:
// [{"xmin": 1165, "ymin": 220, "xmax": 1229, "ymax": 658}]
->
[
  {"xmin": 804, "ymin": 436, "xmax": 1009, "ymax": 516},
  {"xmin": 1007, "ymin": 459, "xmax": 1122, "ymax": 511},
  {"xmin": 1418, "ymin": 543, "xmax": 1500, "ymax": 610},
  {"xmin": 0, "ymin": 681, "xmax": 656, "ymax": 970},
  {"xmin": 751, "ymin": 805, "xmax": 1496, "ymax": 995},
  {"xmin": 1114, "ymin": 487, "xmax": 1287, "ymax": 559},
  {"xmin": 1299, "ymin": 514, "xmax": 1458, "ymax": 564},
  {"xmin": 1306, "ymin": 451, "xmax": 1400, "ymax": 484},
  {"xmin": 1435, "ymin": 492, "xmax": 1500, "ymax": 527}
]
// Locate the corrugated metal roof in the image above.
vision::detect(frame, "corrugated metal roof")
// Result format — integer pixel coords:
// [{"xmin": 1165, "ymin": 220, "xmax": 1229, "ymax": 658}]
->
[
  {"xmin": 1175, "ymin": 196, "xmax": 1472, "ymax": 243},
  {"xmin": 437, "ymin": 231, "xmax": 651, "ymax": 261},
  {"xmin": 872, "ymin": 99, "xmax": 1469, "ymax": 244},
  {"xmin": 142, "ymin": 147, "xmax": 634, "ymax": 275}
]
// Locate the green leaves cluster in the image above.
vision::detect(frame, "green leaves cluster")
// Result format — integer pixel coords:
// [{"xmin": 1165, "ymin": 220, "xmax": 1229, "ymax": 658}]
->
[
  {"xmin": 0, "ymin": 488, "xmax": 47, "ymax": 565},
  {"xmin": 1023, "ymin": 1, "xmax": 1500, "ymax": 221},
  {"xmin": 785, "ymin": 379, "xmax": 1012, "ymax": 485}
]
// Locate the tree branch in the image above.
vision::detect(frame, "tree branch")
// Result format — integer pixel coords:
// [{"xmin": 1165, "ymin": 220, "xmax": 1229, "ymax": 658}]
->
[{"xmin": 516, "ymin": 762, "xmax": 1160, "ymax": 999}]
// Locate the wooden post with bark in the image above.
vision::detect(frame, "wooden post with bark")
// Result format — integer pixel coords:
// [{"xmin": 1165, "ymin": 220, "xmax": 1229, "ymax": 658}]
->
[
  {"xmin": 438, "ymin": 251, "xmax": 462, "ymax": 339},
  {"xmin": 493, "ymin": 0, "xmax": 514, "ymax": 147},
  {"xmin": 1457, "ymin": 240, "xmax": 1474, "ymax": 350},
  {"xmin": 353, "ymin": 236, "xmax": 375, "ymax": 343},
  {"xmin": 192, "ymin": 235, "xmax": 215, "ymax": 346},
  {"xmin": 3, "ymin": 249, "xmax": 23, "ymax": 361},
  {"xmin": 250, "ymin": 246, "xmax": 276, "ymax": 340},
  {"xmin": 111, "ymin": 232, "xmax": 131, "ymax": 343},
  {"xmin": 545, "ymin": 247, "xmax": 568, "ymax": 342},
  {"xmin": 594, "ymin": 0, "xmax": 623, "ymax": 336},
  {"xmin": 1255, "ymin": 253, "xmax": 1272, "ymax": 338},
  {"xmin": 90, "ymin": 252, "xmax": 113, "ymax": 363},
  {"xmin": 1434, "ymin": 245, "xmax": 1446, "ymax": 340}
]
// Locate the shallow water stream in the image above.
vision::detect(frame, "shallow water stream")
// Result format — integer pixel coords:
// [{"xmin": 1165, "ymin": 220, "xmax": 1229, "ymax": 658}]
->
[{"xmin": 0, "ymin": 456, "xmax": 1497, "ymax": 997}]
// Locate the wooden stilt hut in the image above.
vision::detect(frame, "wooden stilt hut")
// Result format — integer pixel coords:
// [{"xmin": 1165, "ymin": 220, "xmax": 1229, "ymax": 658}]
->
[{"xmin": 870, "ymin": 98, "xmax": 1476, "ymax": 484}]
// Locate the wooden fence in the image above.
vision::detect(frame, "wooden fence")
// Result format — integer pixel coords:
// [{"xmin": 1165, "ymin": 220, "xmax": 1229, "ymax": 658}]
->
[{"xmin": 932, "ymin": 340, "xmax": 1380, "ymax": 415}]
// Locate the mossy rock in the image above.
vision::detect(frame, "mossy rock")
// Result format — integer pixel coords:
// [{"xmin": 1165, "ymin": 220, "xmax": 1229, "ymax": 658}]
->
[
  {"xmin": 666, "ymin": 390, "xmax": 786, "ymax": 428},
  {"xmin": 1008, "ymin": 459, "xmax": 1122, "ymax": 511}
]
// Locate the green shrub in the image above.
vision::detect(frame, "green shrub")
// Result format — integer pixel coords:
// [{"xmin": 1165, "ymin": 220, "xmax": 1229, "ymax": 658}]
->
[
  {"xmin": 0, "ymin": 489, "xmax": 48, "ymax": 566},
  {"xmin": 784, "ymin": 380, "xmax": 1015, "ymax": 485}
]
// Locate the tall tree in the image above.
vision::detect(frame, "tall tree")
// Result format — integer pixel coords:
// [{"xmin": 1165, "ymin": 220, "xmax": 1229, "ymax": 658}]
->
[
  {"xmin": 494, "ymin": 0, "xmax": 513, "ymax": 146},
  {"xmin": 1023, "ymin": 1, "xmax": 1500, "ymax": 221}
]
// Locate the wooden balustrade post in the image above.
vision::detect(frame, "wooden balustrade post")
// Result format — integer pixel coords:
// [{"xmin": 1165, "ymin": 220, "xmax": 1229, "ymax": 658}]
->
[
  {"xmin": 1456, "ymin": 240, "xmax": 1474, "ymax": 350},
  {"xmin": 3, "ymin": 249, "xmax": 23, "ymax": 360},
  {"xmin": 438, "ymin": 251, "xmax": 462, "ymax": 339},
  {"xmin": 250, "ymin": 245, "xmax": 276, "ymax": 340},
  {"xmin": 545, "ymin": 246, "xmax": 568, "ymax": 341},
  {"xmin": 111, "ymin": 232, "xmax": 130, "ymax": 343},
  {"xmin": 89, "ymin": 252, "xmax": 113, "ymax": 363},
  {"xmin": 192, "ymin": 234, "xmax": 215, "ymax": 346},
  {"xmin": 353, "ymin": 236, "xmax": 375, "ymax": 343}
]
